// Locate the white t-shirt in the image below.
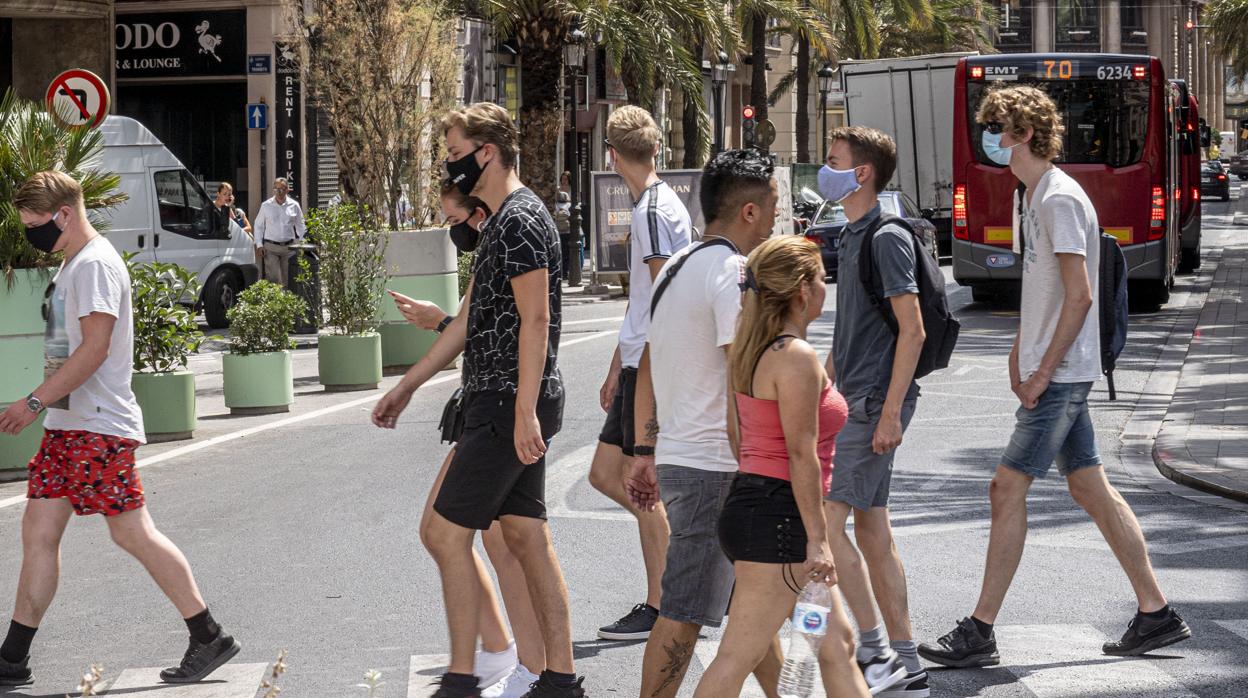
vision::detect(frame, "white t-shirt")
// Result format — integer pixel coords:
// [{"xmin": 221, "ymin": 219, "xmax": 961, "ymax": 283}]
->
[
  {"xmin": 649, "ymin": 239, "xmax": 744, "ymax": 472},
  {"xmin": 42, "ymin": 237, "xmax": 146, "ymax": 443},
  {"xmin": 618, "ymin": 181, "xmax": 693, "ymax": 367},
  {"xmin": 1018, "ymin": 167, "xmax": 1102, "ymax": 384}
]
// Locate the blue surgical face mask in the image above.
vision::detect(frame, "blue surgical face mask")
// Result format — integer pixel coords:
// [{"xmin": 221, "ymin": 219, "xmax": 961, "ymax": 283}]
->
[
  {"xmin": 817, "ymin": 165, "xmax": 862, "ymax": 203},
  {"xmin": 982, "ymin": 131, "xmax": 1020, "ymax": 166}
]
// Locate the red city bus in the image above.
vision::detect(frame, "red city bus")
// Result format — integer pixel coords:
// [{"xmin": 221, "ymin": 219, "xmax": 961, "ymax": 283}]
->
[
  {"xmin": 1171, "ymin": 79, "xmax": 1203, "ymax": 272},
  {"xmin": 952, "ymin": 54, "xmax": 1181, "ymax": 307}
]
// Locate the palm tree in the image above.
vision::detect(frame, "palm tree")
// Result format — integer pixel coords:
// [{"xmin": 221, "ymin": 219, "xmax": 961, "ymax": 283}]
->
[
  {"xmin": 1207, "ymin": 0, "xmax": 1248, "ymax": 86},
  {"xmin": 878, "ymin": 0, "xmax": 992, "ymax": 57}
]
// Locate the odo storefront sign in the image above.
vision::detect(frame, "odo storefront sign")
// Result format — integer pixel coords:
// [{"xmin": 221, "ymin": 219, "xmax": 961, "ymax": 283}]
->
[{"xmin": 115, "ymin": 10, "xmax": 246, "ymax": 78}]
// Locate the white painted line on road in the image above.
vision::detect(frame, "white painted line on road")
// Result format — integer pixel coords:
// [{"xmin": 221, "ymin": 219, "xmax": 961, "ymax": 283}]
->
[
  {"xmin": 0, "ymin": 331, "xmax": 617, "ymax": 513},
  {"xmin": 921, "ymin": 390, "xmax": 1018, "ymax": 402},
  {"xmin": 693, "ymin": 638, "xmax": 771, "ymax": 697},
  {"xmin": 1214, "ymin": 620, "xmax": 1248, "ymax": 643},
  {"xmin": 102, "ymin": 662, "xmax": 269, "ymax": 696},
  {"xmin": 996, "ymin": 624, "xmax": 1197, "ymax": 697},
  {"xmin": 406, "ymin": 654, "xmax": 450, "ymax": 697},
  {"xmin": 562, "ymin": 315, "xmax": 624, "ymax": 326},
  {"xmin": 912, "ymin": 411, "xmax": 1014, "ymax": 424},
  {"xmin": 546, "ymin": 442, "xmax": 632, "ymax": 522}
]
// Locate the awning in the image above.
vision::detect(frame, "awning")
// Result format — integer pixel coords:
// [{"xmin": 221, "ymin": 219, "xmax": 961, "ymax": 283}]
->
[{"xmin": 1, "ymin": 0, "xmax": 111, "ymax": 18}]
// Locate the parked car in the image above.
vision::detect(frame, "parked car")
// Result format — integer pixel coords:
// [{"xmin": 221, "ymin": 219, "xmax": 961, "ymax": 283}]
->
[
  {"xmin": 1230, "ymin": 149, "xmax": 1248, "ymax": 181},
  {"xmin": 1201, "ymin": 160, "xmax": 1232, "ymax": 202},
  {"xmin": 804, "ymin": 191, "xmax": 939, "ymax": 282}
]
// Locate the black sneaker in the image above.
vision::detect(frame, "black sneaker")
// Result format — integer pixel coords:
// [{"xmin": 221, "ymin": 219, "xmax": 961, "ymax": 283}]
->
[
  {"xmin": 431, "ymin": 674, "xmax": 482, "ymax": 698},
  {"xmin": 1103, "ymin": 607, "xmax": 1192, "ymax": 656},
  {"xmin": 597, "ymin": 603, "xmax": 658, "ymax": 640},
  {"xmin": 917, "ymin": 617, "xmax": 1000, "ymax": 668},
  {"xmin": 520, "ymin": 674, "xmax": 585, "ymax": 698},
  {"xmin": 159, "ymin": 631, "xmax": 241, "ymax": 683},
  {"xmin": 858, "ymin": 651, "xmax": 908, "ymax": 694},
  {"xmin": 0, "ymin": 655, "xmax": 33, "ymax": 687},
  {"xmin": 876, "ymin": 670, "xmax": 931, "ymax": 697}
]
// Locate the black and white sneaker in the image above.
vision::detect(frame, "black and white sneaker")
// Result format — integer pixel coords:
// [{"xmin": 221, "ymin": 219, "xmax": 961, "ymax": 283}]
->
[
  {"xmin": 597, "ymin": 603, "xmax": 658, "ymax": 640},
  {"xmin": 432, "ymin": 674, "xmax": 482, "ymax": 698},
  {"xmin": 859, "ymin": 650, "xmax": 908, "ymax": 695},
  {"xmin": 1103, "ymin": 607, "xmax": 1192, "ymax": 656},
  {"xmin": 0, "ymin": 655, "xmax": 33, "ymax": 687},
  {"xmin": 876, "ymin": 670, "xmax": 931, "ymax": 697},
  {"xmin": 159, "ymin": 631, "xmax": 241, "ymax": 683},
  {"xmin": 918, "ymin": 617, "xmax": 1000, "ymax": 668},
  {"xmin": 520, "ymin": 673, "xmax": 585, "ymax": 698}
]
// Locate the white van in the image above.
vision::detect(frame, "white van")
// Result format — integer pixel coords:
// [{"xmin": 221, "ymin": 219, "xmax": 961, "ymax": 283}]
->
[{"xmin": 94, "ymin": 116, "xmax": 259, "ymax": 328}]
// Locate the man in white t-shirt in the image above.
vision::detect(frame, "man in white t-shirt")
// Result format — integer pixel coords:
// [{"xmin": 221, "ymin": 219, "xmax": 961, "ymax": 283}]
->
[
  {"xmin": 591, "ymin": 106, "xmax": 692, "ymax": 642},
  {"xmin": 627, "ymin": 149, "xmax": 780, "ymax": 698},
  {"xmin": 0, "ymin": 172, "xmax": 239, "ymax": 688},
  {"xmin": 920, "ymin": 85, "xmax": 1189, "ymax": 670}
]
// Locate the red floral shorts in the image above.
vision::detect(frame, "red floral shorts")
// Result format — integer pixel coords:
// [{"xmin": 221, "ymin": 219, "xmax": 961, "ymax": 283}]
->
[{"xmin": 27, "ymin": 430, "xmax": 145, "ymax": 517}]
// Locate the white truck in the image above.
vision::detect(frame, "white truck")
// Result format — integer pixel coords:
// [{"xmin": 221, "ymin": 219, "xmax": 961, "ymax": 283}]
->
[
  {"xmin": 95, "ymin": 116, "xmax": 259, "ymax": 328},
  {"xmin": 839, "ymin": 52, "xmax": 976, "ymax": 255}
]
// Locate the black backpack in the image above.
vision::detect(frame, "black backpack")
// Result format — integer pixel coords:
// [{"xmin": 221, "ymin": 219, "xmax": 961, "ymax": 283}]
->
[{"xmin": 858, "ymin": 214, "xmax": 960, "ymax": 379}]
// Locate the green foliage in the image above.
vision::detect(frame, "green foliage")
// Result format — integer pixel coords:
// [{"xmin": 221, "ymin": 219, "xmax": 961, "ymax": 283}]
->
[
  {"xmin": 226, "ymin": 281, "xmax": 307, "ymax": 355},
  {"xmin": 457, "ymin": 251, "xmax": 474, "ymax": 298},
  {"xmin": 307, "ymin": 203, "xmax": 389, "ymax": 336},
  {"xmin": 0, "ymin": 89, "xmax": 127, "ymax": 282},
  {"xmin": 128, "ymin": 256, "xmax": 203, "ymax": 373},
  {"xmin": 1208, "ymin": 0, "xmax": 1248, "ymax": 87}
]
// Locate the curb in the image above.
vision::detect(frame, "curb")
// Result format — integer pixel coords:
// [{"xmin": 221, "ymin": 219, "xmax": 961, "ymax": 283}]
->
[{"xmin": 1153, "ymin": 430, "xmax": 1248, "ymax": 504}]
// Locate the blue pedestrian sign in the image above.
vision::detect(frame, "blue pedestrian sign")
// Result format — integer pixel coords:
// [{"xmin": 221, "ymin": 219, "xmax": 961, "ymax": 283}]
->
[{"xmin": 247, "ymin": 103, "xmax": 268, "ymax": 130}]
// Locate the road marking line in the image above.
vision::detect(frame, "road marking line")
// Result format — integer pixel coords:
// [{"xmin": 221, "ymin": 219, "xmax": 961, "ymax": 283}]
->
[
  {"xmin": 996, "ymin": 624, "xmax": 1196, "ymax": 697},
  {"xmin": 1214, "ymin": 620, "xmax": 1248, "ymax": 643},
  {"xmin": 407, "ymin": 654, "xmax": 450, "ymax": 697},
  {"xmin": 0, "ymin": 331, "xmax": 616, "ymax": 513},
  {"xmin": 562, "ymin": 315, "xmax": 624, "ymax": 326},
  {"xmin": 100, "ymin": 662, "xmax": 269, "ymax": 697},
  {"xmin": 693, "ymin": 637, "xmax": 772, "ymax": 697},
  {"xmin": 546, "ymin": 442, "xmax": 632, "ymax": 522}
]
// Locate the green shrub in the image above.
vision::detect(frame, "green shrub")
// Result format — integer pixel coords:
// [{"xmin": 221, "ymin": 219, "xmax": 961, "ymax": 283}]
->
[
  {"xmin": 226, "ymin": 281, "xmax": 307, "ymax": 355},
  {"xmin": 305, "ymin": 203, "xmax": 389, "ymax": 335},
  {"xmin": 129, "ymin": 258, "xmax": 203, "ymax": 373},
  {"xmin": 457, "ymin": 250, "xmax": 474, "ymax": 297}
]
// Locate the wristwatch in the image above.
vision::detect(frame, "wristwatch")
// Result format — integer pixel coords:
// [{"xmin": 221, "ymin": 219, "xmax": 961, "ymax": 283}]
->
[
  {"xmin": 632, "ymin": 445, "xmax": 656, "ymax": 456},
  {"xmin": 25, "ymin": 393, "xmax": 44, "ymax": 414},
  {"xmin": 435, "ymin": 315, "xmax": 454, "ymax": 333}
]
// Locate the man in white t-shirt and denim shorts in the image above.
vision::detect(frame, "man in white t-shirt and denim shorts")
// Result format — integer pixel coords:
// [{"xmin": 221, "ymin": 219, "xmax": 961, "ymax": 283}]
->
[
  {"xmin": 627, "ymin": 149, "xmax": 781, "ymax": 698},
  {"xmin": 0, "ymin": 172, "xmax": 239, "ymax": 688},
  {"xmin": 592, "ymin": 106, "xmax": 692, "ymax": 641},
  {"xmin": 920, "ymin": 85, "xmax": 1190, "ymax": 670}
]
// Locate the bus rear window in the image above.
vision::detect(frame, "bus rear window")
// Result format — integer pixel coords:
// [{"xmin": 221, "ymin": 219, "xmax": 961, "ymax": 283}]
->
[{"xmin": 968, "ymin": 79, "xmax": 1151, "ymax": 167}]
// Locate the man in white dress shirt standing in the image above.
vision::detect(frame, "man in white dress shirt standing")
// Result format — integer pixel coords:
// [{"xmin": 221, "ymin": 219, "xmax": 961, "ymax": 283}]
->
[{"xmin": 253, "ymin": 178, "xmax": 306, "ymax": 288}]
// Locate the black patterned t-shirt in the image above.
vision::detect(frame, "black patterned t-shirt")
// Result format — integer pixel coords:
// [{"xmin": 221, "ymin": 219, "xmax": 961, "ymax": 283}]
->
[{"xmin": 463, "ymin": 187, "xmax": 563, "ymax": 399}]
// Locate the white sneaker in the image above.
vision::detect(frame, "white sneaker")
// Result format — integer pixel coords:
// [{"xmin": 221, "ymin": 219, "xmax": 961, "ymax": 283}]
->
[
  {"xmin": 474, "ymin": 640, "xmax": 517, "ymax": 689},
  {"xmin": 860, "ymin": 650, "xmax": 908, "ymax": 695},
  {"xmin": 481, "ymin": 664, "xmax": 539, "ymax": 698},
  {"xmin": 876, "ymin": 670, "xmax": 931, "ymax": 697}
]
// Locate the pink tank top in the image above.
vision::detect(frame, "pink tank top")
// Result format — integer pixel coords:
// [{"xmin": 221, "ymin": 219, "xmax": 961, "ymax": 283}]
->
[{"xmin": 736, "ymin": 382, "xmax": 849, "ymax": 495}]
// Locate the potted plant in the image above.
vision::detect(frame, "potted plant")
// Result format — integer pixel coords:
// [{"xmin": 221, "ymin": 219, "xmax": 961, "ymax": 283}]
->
[
  {"xmin": 307, "ymin": 203, "xmax": 388, "ymax": 392},
  {"xmin": 376, "ymin": 225, "xmax": 460, "ymax": 370},
  {"xmin": 0, "ymin": 88, "xmax": 126, "ymax": 475},
  {"xmin": 222, "ymin": 281, "xmax": 306, "ymax": 414},
  {"xmin": 129, "ymin": 259, "xmax": 203, "ymax": 442}
]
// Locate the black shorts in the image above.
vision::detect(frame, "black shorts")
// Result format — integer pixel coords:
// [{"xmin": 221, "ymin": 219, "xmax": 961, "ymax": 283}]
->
[
  {"xmin": 598, "ymin": 367, "xmax": 637, "ymax": 456},
  {"xmin": 718, "ymin": 474, "xmax": 809, "ymax": 564},
  {"xmin": 433, "ymin": 390, "xmax": 564, "ymax": 530}
]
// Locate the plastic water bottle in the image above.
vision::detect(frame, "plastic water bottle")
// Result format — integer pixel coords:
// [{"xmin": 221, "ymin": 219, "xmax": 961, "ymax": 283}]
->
[{"xmin": 778, "ymin": 581, "xmax": 833, "ymax": 698}]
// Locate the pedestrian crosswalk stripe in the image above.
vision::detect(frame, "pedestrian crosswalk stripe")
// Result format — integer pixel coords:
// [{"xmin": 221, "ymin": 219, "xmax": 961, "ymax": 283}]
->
[
  {"xmin": 2, "ymin": 662, "xmax": 269, "ymax": 697},
  {"xmin": 995, "ymin": 624, "xmax": 1197, "ymax": 697},
  {"xmin": 407, "ymin": 654, "xmax": 450, "ymax": 697},
  {"xmin": 692, "ymin": 637, "xmax": 775, "ymax": 697}
]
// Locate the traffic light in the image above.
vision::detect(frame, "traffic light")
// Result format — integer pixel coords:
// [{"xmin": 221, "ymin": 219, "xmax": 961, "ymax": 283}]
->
[
  {"xmin": 742, "ymin": 105, "xmax": 757, "ymax": 148},
  {"xmin": 1185, "ymin": 19, "xmax": 1194, "ymax": 30}
]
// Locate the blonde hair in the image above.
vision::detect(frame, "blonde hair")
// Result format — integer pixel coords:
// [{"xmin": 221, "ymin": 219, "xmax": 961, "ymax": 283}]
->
[
  {"xmin": 607, "ymin": 106, "xmax": 661, "ymax": 163},
  {"xmin": 13, "ymin": 170, "xmax": 83, "ymax": 215},
  {"xmin": 442, "ymin": 102, "xmax": 520, "ymax": 169},
  {"xmin": 730, "ymin": 236, "xmax": 823, "ymax": 394},
  {"xmin": 976, "ymin": 85, "xmax": 1064, "ymax": 161}
]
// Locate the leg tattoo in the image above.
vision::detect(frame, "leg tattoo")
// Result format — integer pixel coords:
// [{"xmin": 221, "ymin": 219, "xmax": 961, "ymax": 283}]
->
[{"xmin": 653, "ymin": 638, "xmax": 694, "ymax": 696}]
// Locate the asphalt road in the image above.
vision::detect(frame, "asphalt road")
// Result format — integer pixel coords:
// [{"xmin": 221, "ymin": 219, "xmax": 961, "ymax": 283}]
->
[{"xmin": 1, "ymin": 185, "xmax": 1246, "ymax": 697}]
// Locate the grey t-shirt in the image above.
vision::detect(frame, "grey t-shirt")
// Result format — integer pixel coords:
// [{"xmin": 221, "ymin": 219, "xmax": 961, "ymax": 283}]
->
[{"xmin": 832, "ymin": 204, "xmax": 920, "ymax": 404}]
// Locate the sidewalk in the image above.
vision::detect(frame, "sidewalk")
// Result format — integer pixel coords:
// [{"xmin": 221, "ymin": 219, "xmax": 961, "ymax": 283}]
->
[{"xmin": 1153, "ymin": 239, "xmax": 1248, "ymax": 503}]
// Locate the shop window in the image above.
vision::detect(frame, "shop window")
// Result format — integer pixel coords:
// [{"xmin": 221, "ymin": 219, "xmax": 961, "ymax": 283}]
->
[
  {"xmin": 155, "ymin": 170, "xmax": 215, "ymax": 239},
  {"xmin": 994, "ymin": 0, "xmax": 1033, "ymax": 53},
  {"xmin": 1056, "ymin": 0, "xmax": 1100, "ymax": 51},
  {"xmin": 1121, "ymin": 0, "xmax": 1148, "ymax": 53}
]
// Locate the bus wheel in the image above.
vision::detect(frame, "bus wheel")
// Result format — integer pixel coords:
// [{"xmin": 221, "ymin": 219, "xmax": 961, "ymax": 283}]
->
[
  {"xmin": 1179, "ymin": 246, "xmax": 1201, "ymax": 273},
  {"xmin": 971, "ymin": 285, "xmax": 993, "ymax": 304},
  {"xmin": 1131, "ymin": 280, "xmax": 1169, "ymax": 312}
]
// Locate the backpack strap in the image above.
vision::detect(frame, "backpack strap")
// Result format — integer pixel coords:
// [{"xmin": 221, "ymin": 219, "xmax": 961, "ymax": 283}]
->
[
  {"xmin": 650, "ymin": 237, "xmax": 737, "ymax": 316},
  {"xmin": 858, "ymin": 213, "xmax": 918, "ymax": 336}
]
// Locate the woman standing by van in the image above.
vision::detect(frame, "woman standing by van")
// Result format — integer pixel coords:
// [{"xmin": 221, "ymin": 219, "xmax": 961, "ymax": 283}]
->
[{"xmin": 694, "ymin": 236, "xmax": 868, "ymax": 697}]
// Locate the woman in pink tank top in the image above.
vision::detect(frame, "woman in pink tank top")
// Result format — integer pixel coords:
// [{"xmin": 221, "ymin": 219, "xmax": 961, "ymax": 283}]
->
[{"xmin": 695, "ymin": 237, "xmax": 868, "ymax": 696}]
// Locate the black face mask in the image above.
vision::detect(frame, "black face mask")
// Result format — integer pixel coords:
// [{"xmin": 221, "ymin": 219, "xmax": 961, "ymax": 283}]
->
[
  {"xmin": 25, "ymin": 211, "xmax": 65, "ymax": 253},
  {"xmin": 449, "ymin": 221, "xmax": 480, "ymax": 253},
  {"xmin": 446, "ymin": 146, "xmax": 485, "ymax": 196}
]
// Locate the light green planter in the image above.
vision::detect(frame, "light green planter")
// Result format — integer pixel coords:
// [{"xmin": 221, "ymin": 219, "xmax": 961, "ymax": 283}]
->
[
  {"xmin": 131, "ymin": 371, "xmax": 196, "ymax": 442},
  {"xmin": 379, "ymin": 229, "xmax": 459, "ymax": 369},
  {"xmin": 223, "ymin": 351, "xmax": 294, "ymax": 415},
  {"xmin": 318, "ymin": 333, "xmax": 382, "ymax": 392},
  {"xmin": 1, "ymin": 269, "xmax": 52, "ymax": 476}
]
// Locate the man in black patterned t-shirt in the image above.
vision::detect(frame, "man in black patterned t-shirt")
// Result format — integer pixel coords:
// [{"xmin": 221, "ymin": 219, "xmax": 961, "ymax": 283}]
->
[{"xmin": 372, "ymin": 102, "xmax": 582, "ymax": 698}]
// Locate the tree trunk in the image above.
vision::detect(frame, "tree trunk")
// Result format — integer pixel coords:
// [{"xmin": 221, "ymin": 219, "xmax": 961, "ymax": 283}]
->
[
  {"xmin": 796, "ymin": 32, "xmax": 811, "ymax": 163},
  {"xmin": 683, "ymin": 87, "xmax": 703, "ymax": 168},
  {"xmin": 517, "ymin": 37, "xmax": 564, "ymax": 210},
  {"xmin": 750, "ymin": 12, "xmax": 769, "ymax": 135}
]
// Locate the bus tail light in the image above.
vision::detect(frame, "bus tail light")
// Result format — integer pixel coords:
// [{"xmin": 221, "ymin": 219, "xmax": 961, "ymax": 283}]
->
[
  {"xmin": 1133, "ymin": 65, "xmax": 1147, "ymax": 79},
  {"xmin": 1149, "ymin": 186, "xmax": 1165, "ymax": 240},
  {"xmin": 953, "ymin": 184, "xmax": 969, "ymax": 240},
  {"xmin": 1193, "ymin": 187, "xmax": 1200, "ymax": 202}
]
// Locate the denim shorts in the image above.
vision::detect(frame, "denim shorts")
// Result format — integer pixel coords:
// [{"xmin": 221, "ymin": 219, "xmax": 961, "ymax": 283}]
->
[
  {"xmin": 826, "ymin": 392, "xmax": 918, "ymax": 511},
  {"xmin": 657, "ymin": 464, "xmax": 736, "ymax": 628},
  {"xmin": 1001, "ymin": 381, "xmax": 1102, "ymax": 478}
]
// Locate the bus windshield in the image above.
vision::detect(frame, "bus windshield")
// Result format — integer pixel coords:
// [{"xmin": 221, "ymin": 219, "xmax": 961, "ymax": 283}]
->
[{"xmin": 967, "ymin": 79, "xmax": 1151, "ymax": 167}]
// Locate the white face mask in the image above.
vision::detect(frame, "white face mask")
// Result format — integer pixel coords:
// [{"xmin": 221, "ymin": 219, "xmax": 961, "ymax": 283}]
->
[{"xmin": 982, "ymin": 131, "xmax": 1022, "ymax": 166}]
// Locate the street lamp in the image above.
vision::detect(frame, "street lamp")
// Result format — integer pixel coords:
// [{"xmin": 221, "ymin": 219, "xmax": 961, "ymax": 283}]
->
[
  {"xmin": 817, "ymin": 63, "xmax": 837, "ymax": 160},
  {"xmin": 711, "ymin": 51, "xmax": 730, "ymax": 154},
  {"xmin": 564, "ymin": 26, "xmax": 587, "ymax": 286}
]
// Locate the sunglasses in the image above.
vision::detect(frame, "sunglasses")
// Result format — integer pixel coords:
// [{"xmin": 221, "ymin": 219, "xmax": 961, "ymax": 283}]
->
[{"xmin": 984, "ymin": 122, "xmax": 1005, "ymax": 135}]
